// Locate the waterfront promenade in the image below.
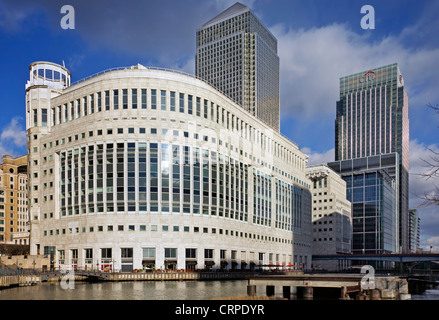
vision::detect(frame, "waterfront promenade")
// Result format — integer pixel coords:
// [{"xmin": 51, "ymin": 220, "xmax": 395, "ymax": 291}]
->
[
  {"xmin": 0, "ymin": 269, "xmax": 263, "ymax": 289},
  {"xmin": 0, "ymin": 268, "xmax": 425, "ymax": 300}
]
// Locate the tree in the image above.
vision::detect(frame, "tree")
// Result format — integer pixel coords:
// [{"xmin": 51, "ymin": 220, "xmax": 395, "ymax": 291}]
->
[{"xmin": 418, "ymin": 103, "xmax": 439, "ymax": 207}]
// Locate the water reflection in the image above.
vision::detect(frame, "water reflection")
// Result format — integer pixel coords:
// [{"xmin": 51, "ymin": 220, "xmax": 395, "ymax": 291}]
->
[{"xmin": 0, "ymin": 280, "xmax": 249, "ymax": 300}]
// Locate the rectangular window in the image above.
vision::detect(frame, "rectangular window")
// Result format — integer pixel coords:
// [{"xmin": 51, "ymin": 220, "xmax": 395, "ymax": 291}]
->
[
  {"xmin": 122, "ymin": 89, "xmax": 128, "ymax": 109},
  {"xmin": 165, "ymin": 248, "xmax": 177, "ymax": 258},
  {"xmin": 161, "ymin": 90, "xmax": 166, "ymax": 110},
  {"xmin": 83, "ymin": 97, "xmax": 88, "ymax": 116},
  {"xmin": 132, "ymin": 89, "xmax": 137, "ymax": 109},
  {"xmin": 70, "ymin": 102, "xmax": 74, "ymax": 120},
  {"xmin": 41, "ymin": 109, "xmax": 47, "ymax": 127},
  {"xmin": 203, "ymin": 100, "xmax": 208, "ymax": 119},
  {"xmin": 143, "ymin": 248, "xmax": 155, "ymax": 258},
  {"xmin": 188, "ymin": 95, "xmax": 193, "ymax": 115},
  {"xmin": 186, "ymin": 248, "xmax": 196, "ymax": 259},
  {"xmin": 101, "ymin": 248, "xmax": 112, "ymax": 259},
  {"xmin": 151, "ymin": 89, "xmax": 157, "ymax": 109},
  {"xmin": 33, "ymin": 109, "xmax": 38, "ymax": 127},
  {"xmin": 196, "ymin": 97, "xmax": 201, "ymax": 117},
  {"xmin": 141, "ymin": 89, "xmax": 147, "ymax": 109},
  {"xmin": 90, "ymin": 94, "xmax": 94, "ymax": 114},
  {"xmin": 121, "ymin": 248, "xmax": 133, "ymax": 258},
  {"xmin": 204, "ymin": 249, "xmax": 214, "ymax": 259},
  {"xmin": 51, "ymin": 108, "xmax": 55, "ymax": 126},
  {"xmin": 64, "ymin": 104, "xmax": 68, "ymax": 121},
  {"xmin": 76, "ymin": 99, "xmax": 81, "ymax": 118},
  {"xmin": 113, "ymin": 90, "xmax": 119, "ymax": 110},
  {"xmin": 170, "ymin": 92, "xmax": 176, "ymax": 111},
  {"xmin": 179, "ymin": 93, "xmax": 184, "ymax": 113},
  {"xmin": 97, "ymin": 92, "xmax": 102, "ymax": 112}
]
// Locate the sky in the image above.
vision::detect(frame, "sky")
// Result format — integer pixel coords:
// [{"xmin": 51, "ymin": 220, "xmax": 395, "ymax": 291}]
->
[{"xmin": 0, "ymin": 0, "xmax": 438, "ymax": 251}]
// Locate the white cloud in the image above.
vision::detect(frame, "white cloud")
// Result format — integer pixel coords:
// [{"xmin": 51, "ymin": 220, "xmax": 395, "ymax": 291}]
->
[
  {"xmin": 302, "ymin": 147, "xmax": 334, "ymax": 166},
  {"xmin": 0, "ymin": 117, "xmax": 27, "ymax": 159},
  {"xmin": 270, "ymin": 23, "xmax": 439, "ymax": 120},
  {"xmin": 0, "ymin": 117, "xmax": 27, "ymax": 147}
]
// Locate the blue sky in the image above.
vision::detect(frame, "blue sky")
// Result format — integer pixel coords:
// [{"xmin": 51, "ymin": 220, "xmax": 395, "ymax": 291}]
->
[{"xmin": 0, "ymin": 0, "xmax": 438, "ymax": 250}]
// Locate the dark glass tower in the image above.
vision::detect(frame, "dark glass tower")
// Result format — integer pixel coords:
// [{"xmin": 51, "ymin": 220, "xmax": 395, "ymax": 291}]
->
[
  {"xmin": 334, "ymin": 63, "xmax": 409, "ymax": 253},
  {"xmin": 196, "ymin": 2, "xmax": 280, "ymax": 131}
]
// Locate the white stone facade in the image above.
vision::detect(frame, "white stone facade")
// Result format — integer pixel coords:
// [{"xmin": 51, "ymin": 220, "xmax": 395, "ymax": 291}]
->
[
  {"xmin": 26, "ymin": 62, "xmax": 312, "ymax": 272},
  {"xmin": 306, "ymin": 165, "xmax": 352, "ymax": 270}
]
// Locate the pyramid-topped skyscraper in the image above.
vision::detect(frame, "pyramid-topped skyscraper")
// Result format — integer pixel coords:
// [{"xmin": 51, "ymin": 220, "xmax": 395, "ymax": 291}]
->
[{"xmin": 196, "ymin": 2, "xmax": 280, "ymax": 131}]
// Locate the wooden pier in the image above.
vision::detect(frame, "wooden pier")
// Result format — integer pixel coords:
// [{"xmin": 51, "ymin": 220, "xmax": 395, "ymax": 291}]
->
[{"xmin": 0, "ymin": 274, "xmax": 40, "ymax": 288}]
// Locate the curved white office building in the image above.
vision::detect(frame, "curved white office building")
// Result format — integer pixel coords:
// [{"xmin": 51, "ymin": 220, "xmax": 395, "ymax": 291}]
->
[{"xmin": 26, "ymin": 61, "xmax": 312, "ymax": 272}]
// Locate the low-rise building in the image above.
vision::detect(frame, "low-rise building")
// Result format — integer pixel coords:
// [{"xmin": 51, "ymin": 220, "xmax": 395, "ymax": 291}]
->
[
  {"xmin": 0, "ymin": 155, "xmax": 29, "ymax": 244},
  {"xmin": 306, "ymin": 164, "xmax": 352, "ymax": 271}
]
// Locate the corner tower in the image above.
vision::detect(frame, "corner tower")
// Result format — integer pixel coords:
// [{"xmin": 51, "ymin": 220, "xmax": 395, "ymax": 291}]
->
[{"xmin": 26, "ymin": 61, "xmax": 70, "ymax": 256}]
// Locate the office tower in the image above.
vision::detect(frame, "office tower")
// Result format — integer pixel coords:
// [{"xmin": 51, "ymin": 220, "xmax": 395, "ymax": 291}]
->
[
  {"xmin": 334, "ymin": 63, "xmax": 409, "ymax": 253},
  {"xmin": 0, "ymin": 155, "xmax": 28, "ymax": 244},
  {"xmin": 408, "ymin": 209, "xmax": 420, "ymax": 253},
  {"xmin": 306, "ymin": 165, "xmax": 352, "ymax": 271},
  {"xmin": 328, "ymin": 154, "xmax": 399, "ymax": 257},
  {"xmin": 196, "ymin": 2, "xmax": 280, "ymax": 131},
  {"xmin": 26, "ymin": 61, "xmax": 312, "ymax": 271}
]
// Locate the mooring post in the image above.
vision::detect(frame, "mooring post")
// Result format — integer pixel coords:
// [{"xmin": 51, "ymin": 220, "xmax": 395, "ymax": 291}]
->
[
  {"xmin": 303, "ymin": 287, "xmax": 313, "ymax": 300},
  {"xmin": 247, "ymin": 285, "xmax": 257, "ymax": 296},
  {"xmin": 341, "ymin": 286, "xmax": 347, "ymax": 300}
]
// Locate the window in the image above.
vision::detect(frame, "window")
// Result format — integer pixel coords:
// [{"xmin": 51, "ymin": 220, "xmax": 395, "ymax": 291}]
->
[
  {"xmin": 113, "ymin": 90, "xmax": 119, "ymax": 109},
  {"xmin": 165, "ymin": 248, "xmax": 177, "ymax": 258},
  {"xmin": 151, "ymin": 89, "xmax": 157, "ymax": 109},
  {"xmin": 85, "ymin": 249, "xmax": 93, "ymax": 259},
  {"xmin": 101, "ymin": 248, "xmax": 112, "ymax": 259},
  {"xmin": 143, "ymin": 248, "xmax": 155, "ymax": 258},
  {"xmin": 186, "ymin": 248, "xmax": 196, "ymax": 259},
  {"xmin": 141, "ymin": 89, "xmax": 147, "ymax": 109},
  {"xmin": 161, "ymin": 90, "xmax": 166, "ymax": 110},
  {"xmin": 121, "ymin": 248, "xmax": 133, "ymax": 258},
  {"xmin": 204, "ymin": 249, "xmax": 214, "ymax": 259},
  {"xmin": 122, "ymin": 89, "xmax": 128, "ymax": 109},
  {"xmin": 41, "ymin": 109, "xmax": 47, "ymax": 127},
  {"xmin": 105, "ymin": 91, "xmax": 110, "ymax": 110},
  {"xmin": 132, "ymin": 89, "xmax": 137, "ymax": 109},
  {"xmin": 188, "ymin": 95, "xmax": 193, "ymax": 114},
  {"xmin": 170, "ymin": 92, "xmax": 176, "ymax": 111},
  {"xmin": 179, "ymin": 93, "xmax": 184, "ymax": 113},
  {"xmin": 33, "ymin": 109, "xmax": 38, "ymax": 127}
]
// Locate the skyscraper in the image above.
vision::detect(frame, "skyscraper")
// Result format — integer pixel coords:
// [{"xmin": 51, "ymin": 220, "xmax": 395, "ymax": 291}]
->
[
  {"xmin": 196, "ymin": 2, "xmax": 280, "ymax": 131},
  {"xmin": 333, "ymin": 63, "xmax": 410, "ymax": 253}
]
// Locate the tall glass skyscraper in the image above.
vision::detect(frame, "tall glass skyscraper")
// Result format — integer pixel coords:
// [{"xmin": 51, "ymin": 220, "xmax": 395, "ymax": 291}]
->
[
  {"xmin": 196, "ymin": 2, "xmax": 280, "ymax": 131},
  {"xmin": 334, "ymin": 63, "xmax": 410, "ymax": 253}
]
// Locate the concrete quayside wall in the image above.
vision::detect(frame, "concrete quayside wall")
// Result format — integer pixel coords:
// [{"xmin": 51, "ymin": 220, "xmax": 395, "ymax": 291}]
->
[{"xmin": 247, "ymin": 274, "xmax": 413, "ymax": 300}]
